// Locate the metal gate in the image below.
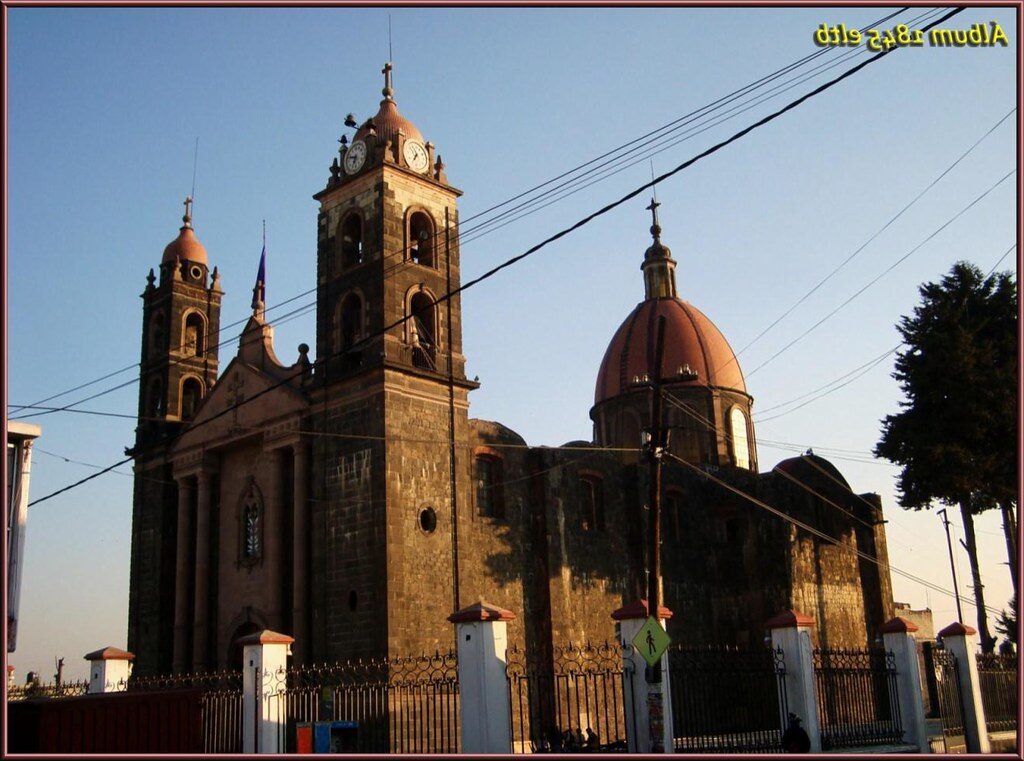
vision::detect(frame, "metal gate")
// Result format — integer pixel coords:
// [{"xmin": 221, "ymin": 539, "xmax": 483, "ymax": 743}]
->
[
  {"xmin": 668, "ymin": 645, "xmax": 788, "ymax": 753},
  {"xmin": 506, "ymin": 641, "xmax": 631, "ymax": 753},
  {"xmin": 812, "ymin": 647, "xmax": 902, "ymax": 750},
  {"xmin": 932, "ymin": 648, "xmax": 965, "ymax": 751}
]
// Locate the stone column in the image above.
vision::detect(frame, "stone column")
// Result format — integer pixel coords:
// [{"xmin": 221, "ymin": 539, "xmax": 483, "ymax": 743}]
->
[
  {"xmin": 938, "ymin": 622, "xmax": 990, "ymax": 753},
  {"xmin": 449, "ymin": 602, "xmax": 515, "ymax": 754},
  {"xmin": 240, "ymin": 630, "xmax": 294, "ymax": 754},
  {"xmin": 612, "ymin": 599, "xmax": 674, "ymax": 754},
  {"xmin": 264, "ymin": 448, "xmax": 284, "ymax": 629},
  {"xmin": 766, "ymin": 609, "xmax": 821, "ymax": 753},
  {"xmin": 172, "ymin": 476, "xmax": 195, "ymax": 673},
  {"xmin": 192, "ymin": 469, "xmax": 213, "ymax": 672},
  {"xmin": 879, "ymin": 617, "xmax": 929, "ymax": 752},
  {"xmin": 85, "ymin": 647, "xmax": 134, "ymax": 693},
  {"xmin": 291, "ymin": 441, "xmax": 309, "ymax": 663}
]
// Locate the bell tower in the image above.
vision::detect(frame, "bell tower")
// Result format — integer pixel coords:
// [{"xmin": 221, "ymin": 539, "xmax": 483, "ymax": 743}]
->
[
  {"xmin": 129, "ymin": 198, "xmax": 223, "ymax": 674},
  {"xmin": 309, "ymin": 64, "xmax": 478, "ymax": 661}
]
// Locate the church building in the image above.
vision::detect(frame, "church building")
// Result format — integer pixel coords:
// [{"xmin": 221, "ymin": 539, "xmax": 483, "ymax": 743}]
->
[{"xmin": 127, "ymin": 64, "xmax": 895, "ymax": 676}]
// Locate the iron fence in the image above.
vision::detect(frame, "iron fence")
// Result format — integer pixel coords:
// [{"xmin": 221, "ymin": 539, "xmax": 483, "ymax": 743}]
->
[
  {"xmin": 506, "ymin": 641, "xmax": 630, "ymax": 753},
  {"xmin": 126, "ymin": 668, "xmax": 243, "ymax": 753},
  {"xmin": 668, "ymin": 644, "xmax": 787, "ymax": 753},
  {"xmin": 976, "ymin": 652, "xmax": 1017, "ymax": 733},
  {"xmin": 812, "ymin": 647, "xmax": 902, "ymax": 750},
  {"xmin": 6, "ymin": 679, "xmax": 89, "ymax": 701},
  {"xmin": 932, "ymin": 649, "xmax": 965, "ymax": 748},
  {"xmin": 262, "ymin": 651, "xmax": 460, "ymax": 754}
]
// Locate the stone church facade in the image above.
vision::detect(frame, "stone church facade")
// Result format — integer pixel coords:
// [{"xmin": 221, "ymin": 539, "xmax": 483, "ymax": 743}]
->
[{"xmin": 127, "ymin": 65, "xmax": 895, "ymax": 676}]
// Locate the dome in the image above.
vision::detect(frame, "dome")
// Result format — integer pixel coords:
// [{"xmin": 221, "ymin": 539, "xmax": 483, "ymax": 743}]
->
[
  {"xmin": 774, "ymin": 453, "xmax": 850, "ymax": 490},
  {"xmin": 162, "ymin": 225, "xmax": 208, "ymax": 266},
  {"xmin": 594, "ymin": 298, "xmax": 746, "ymax": 405},
  {"xmin": 354, "ymin": 98, "xmax": 424, "ymax": 147}
]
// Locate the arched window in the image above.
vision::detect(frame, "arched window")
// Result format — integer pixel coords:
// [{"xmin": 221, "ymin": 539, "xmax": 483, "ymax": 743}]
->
[
  {"xmin": 340, "ymin": 213, "xmax": 363, "ymax": 268},
  {"xmin": 147, "ymin": 377, "xmax": 164, "ymax": 418},
  {"xmin": 149, "ymin": 313, "xmax": 164, "ymax": 355},
  {"xmin": 408, "ymin": 210, "xmax": 435, "ymax": 267},
  {"xmin": 239, "ymin": 481, "xmax": 263, "ymax": 564},
  {"xmin": 181, "ymin": 377, "xmax": 204, "ymax": 419},
  {"xmin": 475, "ymin": 455, "xmax": 505, "ymax": 518},
  {"xmin": 340, "ymin": 292, "xmax": 363, "ymax": 349},
  {"xmin": 408, "ymin": 291, "xmax": 437, "ymax": 369},
  {"xmin": 580, "ymin": 474, "xmax": 605, "ymax": 531},
  {"xmin": 729, "ymin": 406, "xmax": 750, "ymax": 470},
  {"xmin": 183, "ymin": 312, "xmax": 205, "ymax": 357}
]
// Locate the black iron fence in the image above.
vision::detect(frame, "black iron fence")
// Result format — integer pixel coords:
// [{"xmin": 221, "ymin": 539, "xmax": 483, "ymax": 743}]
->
[
  {"xmin": 6, "ymin": 679, "xmax": 89, "ymax": 701},
  {"xmin": 127, "ymin": 669, "xmax": 243, "ymax": 753},
  {"xmin": 932, "ymin": 648, "xmax": 965, "ymax": 748},
  {"xmin": 506, "ymin": 641, "xmax": 630, "ymax": 753},
  {"xmin": 262, "ymin": 651, "xmax": 460, "ymax": 754},
  {"xmin": 812, "ymin": 647, "xmax": 902, "ymax": 750},
  {"xmin": 668, "ymin": 644, "xmax": 787, "ymax": 753},
  {"xmin": 976, "ymin": 652, "xmax": 1017, "ymax": 733}
]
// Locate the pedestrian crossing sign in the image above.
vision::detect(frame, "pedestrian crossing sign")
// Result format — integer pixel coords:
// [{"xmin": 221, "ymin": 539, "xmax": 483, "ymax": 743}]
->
[{"xmin": 632, "ymin": 616, "xmax": 671, "ymax": 667}]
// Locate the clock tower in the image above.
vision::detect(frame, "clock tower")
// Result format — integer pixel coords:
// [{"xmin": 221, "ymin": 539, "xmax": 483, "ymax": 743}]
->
[{"xmin": 309, "ymin": 63, "xmax": 478, "ymax": 660}]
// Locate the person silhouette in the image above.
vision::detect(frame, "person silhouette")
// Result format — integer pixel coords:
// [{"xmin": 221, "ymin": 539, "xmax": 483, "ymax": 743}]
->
[{"xmin": 646, "ymin": 629, "xmax": 656, "ymax": 655}]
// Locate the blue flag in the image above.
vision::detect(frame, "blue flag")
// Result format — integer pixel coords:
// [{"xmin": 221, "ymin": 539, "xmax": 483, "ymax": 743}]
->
[{"xmin": 252, "ymin": 244, "xmax": 266, "ymax": 310}]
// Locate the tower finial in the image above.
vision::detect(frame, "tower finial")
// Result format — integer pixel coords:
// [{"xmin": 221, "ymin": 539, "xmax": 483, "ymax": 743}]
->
[
  {"xmin": 382, "ymin": 61, "xmax": 394, "ymax": 100},
  {"xmin": 182, "ymin": 196, "xmax": 193, "ymax": 229}
]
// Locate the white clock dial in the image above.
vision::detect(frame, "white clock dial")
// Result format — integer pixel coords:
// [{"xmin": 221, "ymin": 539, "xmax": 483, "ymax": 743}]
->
[
  {"xmin": 403, "ymin": 140, "xmax": 429, "ymax": 173},
  {"xmin": 344, "ymin": 140, "xmax": 367, "ymax": 175}
]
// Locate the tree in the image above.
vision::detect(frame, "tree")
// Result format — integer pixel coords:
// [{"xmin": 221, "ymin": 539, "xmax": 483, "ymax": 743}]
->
[
  {"xmin": 996, "ymin": 593, "xmax": 1017, "ymax": 650},
  {"xmin": 875, "ymin": 262, "xmax": 1017, "ymax": 653}
]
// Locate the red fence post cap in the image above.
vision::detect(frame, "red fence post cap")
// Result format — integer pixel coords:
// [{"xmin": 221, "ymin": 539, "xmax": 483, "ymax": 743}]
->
[
  {"xmin": 879, "ymin": 616, "xmax": 919, "ymax": 635},
  {"xmin": 448, "ymin": 601, "xmax": 517, "ymax": 623},
  {"xmin": 235, "ymin": 630, "xmax": 295, "ymax": 646},
  {"xmin": 764, "ymin": 610, "xmax": 815, "ymax": 629},
  {"xmin": 83, "ymin": 647, "xmax": 136, "ymax": 662},
  {"xmin": 610, "ymin": 599, "xmax": 674, "ymax": 621},
  {"xmin": 937, "ymin": 621, "xmax": 977, "ymax": 638}
]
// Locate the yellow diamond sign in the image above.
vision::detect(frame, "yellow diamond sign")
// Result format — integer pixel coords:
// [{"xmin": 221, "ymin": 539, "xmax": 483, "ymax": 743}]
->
[{"xmin": 632, "ymin": 616, "xmax": 671, "ymax": 667}]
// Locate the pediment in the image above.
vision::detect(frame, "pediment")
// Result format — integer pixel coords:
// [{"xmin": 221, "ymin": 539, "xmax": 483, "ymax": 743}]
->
[{"xmin": 173, "ymin": 358, "xmax": 308, "ymax": 454}]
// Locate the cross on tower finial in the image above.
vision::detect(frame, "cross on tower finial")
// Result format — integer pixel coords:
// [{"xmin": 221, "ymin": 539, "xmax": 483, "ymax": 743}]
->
[
  {"xmin": 382, "ymin": 62, "xmax": 394, "ymax": 100},
  {"xmin": 646, "ymin": 198, "xmax": 661, "ymax": 241},
  {"xmin": 182, "ymin": 196, "xmax": 193, "ymax": 228}
]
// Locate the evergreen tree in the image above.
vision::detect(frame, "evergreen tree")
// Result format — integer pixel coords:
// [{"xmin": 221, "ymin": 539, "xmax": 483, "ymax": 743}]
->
[{"xmin": 875, "ymin": 262, "xmax": 1017, "ymax": 653}]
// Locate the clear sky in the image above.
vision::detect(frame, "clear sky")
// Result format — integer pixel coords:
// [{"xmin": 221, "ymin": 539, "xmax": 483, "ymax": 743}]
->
[{"xmin": 7, "ymin": 6, "xmax": 1019, "ymax": 681}]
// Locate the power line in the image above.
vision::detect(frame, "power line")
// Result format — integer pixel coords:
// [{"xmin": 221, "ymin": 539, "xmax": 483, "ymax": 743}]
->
[
  {"xmin": 746, "ymin": 168, "xmax": 1015, "ymax": 378},
  {"xmin": 27, "ymin": 9, "xmax": 964, "ymax": 508}
]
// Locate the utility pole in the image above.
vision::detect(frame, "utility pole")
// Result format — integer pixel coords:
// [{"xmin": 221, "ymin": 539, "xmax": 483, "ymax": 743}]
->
[
  {"xmin": 938, "ymin": 508, "xmax": 964, "ymax": 622},
  {"xmin": 645, "ymin": 316, "xmax": 667, "ymax": 682}
]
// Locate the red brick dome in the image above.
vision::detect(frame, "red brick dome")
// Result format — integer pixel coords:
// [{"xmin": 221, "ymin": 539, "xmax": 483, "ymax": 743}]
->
[
  {"xmin": 595, "ymin": 298, "xmax": 746, "ymax": 404},
  {"xmin": 355, "ymin": 98, "xmax": 424, "ymax": 147},
  {"xmin": 162, "ymin": 225, "xmax": 208, "ymax": 266}
]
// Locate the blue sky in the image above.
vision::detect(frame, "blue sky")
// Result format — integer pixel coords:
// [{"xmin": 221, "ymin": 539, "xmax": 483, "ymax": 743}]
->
[{"xmin": 7, "ymin": 7, "xmax": 1018, "ymax": 680}]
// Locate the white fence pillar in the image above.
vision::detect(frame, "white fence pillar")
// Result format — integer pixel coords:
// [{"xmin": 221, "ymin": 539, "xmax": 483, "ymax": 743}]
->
[
  {"xmin": 449, "ymin": 601, "xmax": 515, "ymax": 754},
  {"xmin": 766, "ymin": 610, "xmax": 821, "ymax": 753},
  {"xmin": 938, "ymin": 622, "xmax": 990, "ymax": 753},
  {"xmin": 612, "ymin": 599, "xmax": 674, "ymax": 754},
  {"xmin": 880, "ymin": 617, "xmax": 929, "ymax": 752},
  {"xmin": 240, "ymin": 630, "xmax": 294, "ymax": 754},
  {"xmin": 84, "ymin": 646, "xmax": 134, "ymax": 693}
]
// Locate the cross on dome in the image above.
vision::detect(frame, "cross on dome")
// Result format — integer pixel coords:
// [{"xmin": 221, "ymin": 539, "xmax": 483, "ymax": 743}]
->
[
  {"xmin": 382, "ymin": 62, "xmax": 394, "ymax": 100},
  {"xmin": 182, "ymin": 196, "xmax": 193, "ymax": 228}
]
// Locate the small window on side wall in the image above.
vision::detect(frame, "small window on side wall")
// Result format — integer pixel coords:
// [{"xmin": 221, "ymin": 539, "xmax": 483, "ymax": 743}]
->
[
  {"xmin": 475, "ymin": 455, "xmax": 504, "ymax": 518},
  {"xmin": 340, "ymin": 213, "xmax": 363, "ymax": 268},
  {"xmin": 580, "ymin": 475, "xmax": 605, "ymax": 531},
  {"xmin": 730, "ymin": 406, "xmax": 750, "ymax": 470}
]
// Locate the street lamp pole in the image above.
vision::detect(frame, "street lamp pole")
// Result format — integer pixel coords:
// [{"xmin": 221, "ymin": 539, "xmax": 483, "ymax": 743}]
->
[{"xmin": 937, "ymin": 507, "xmax": 964, "ymax": 622}]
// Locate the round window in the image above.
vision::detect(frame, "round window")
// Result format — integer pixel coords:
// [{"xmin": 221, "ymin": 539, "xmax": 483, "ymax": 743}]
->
[
  {"xmin": 189, "ymin": 265, "xmax": 203, "ymax": 280},
  {"xmin": 418, "ymin": 507, "xmax": 437, "ymax": 534}
]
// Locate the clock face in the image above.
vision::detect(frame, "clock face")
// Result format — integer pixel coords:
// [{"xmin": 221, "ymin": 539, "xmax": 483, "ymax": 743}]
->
[
  {"xmin": 344, "ymin": 141, "xmax": 367, "ymax": 175},
  {"xmin": 403, "ymin": 140, "xmax": 429, "ymax": 173}
]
